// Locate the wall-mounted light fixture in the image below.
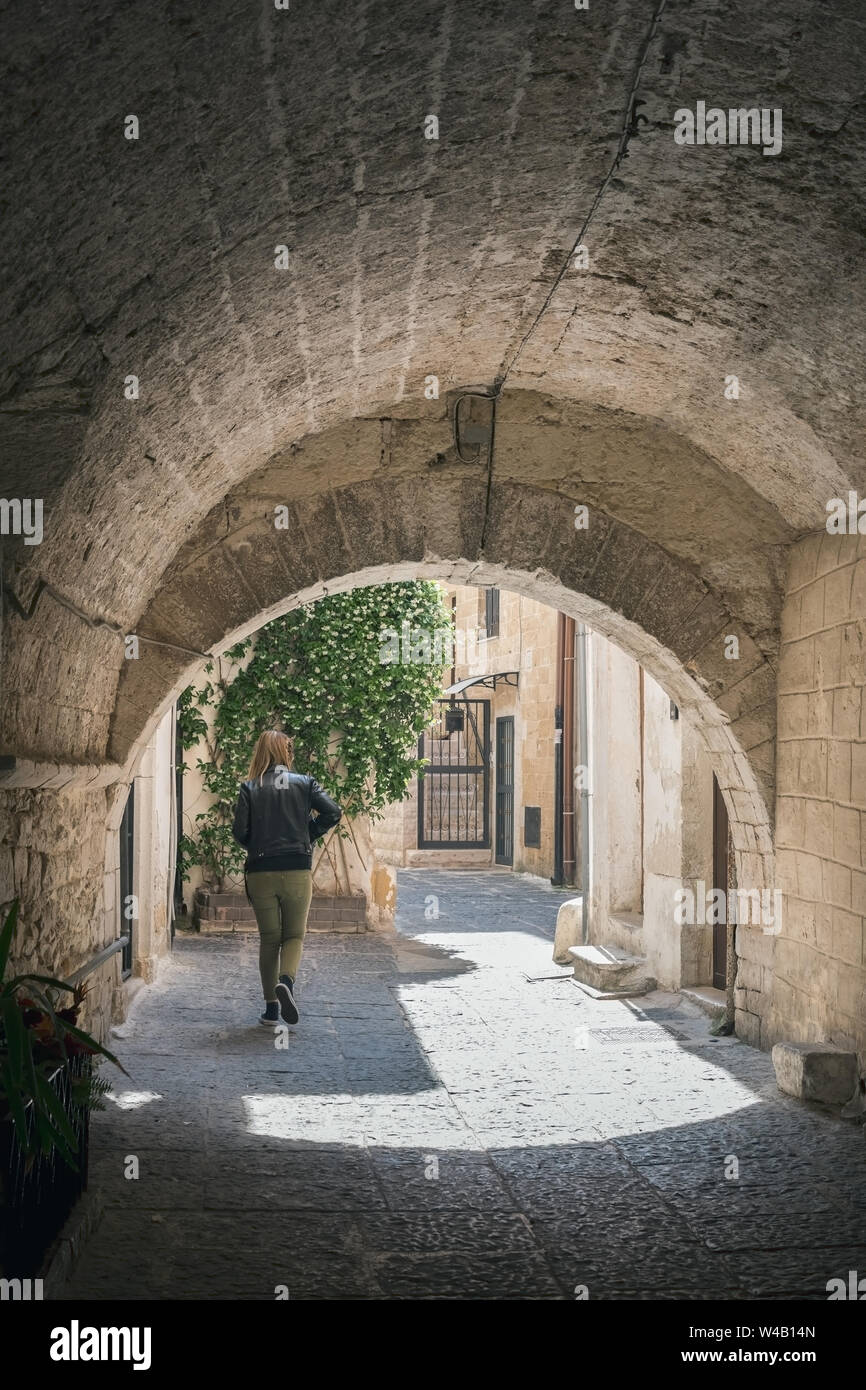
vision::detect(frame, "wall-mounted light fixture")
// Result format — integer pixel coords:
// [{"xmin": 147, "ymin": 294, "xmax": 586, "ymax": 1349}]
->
[{"xmin": 450, "ymin": 389, "xmax": 496, "ymax": 465}]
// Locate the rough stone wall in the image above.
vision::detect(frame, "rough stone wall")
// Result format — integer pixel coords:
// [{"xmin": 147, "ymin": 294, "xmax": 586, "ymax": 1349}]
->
[
  {"xmin": 587, "ymin": 635, "xmax": 718, "ymax": 995},
  {"xmin": 130, "ymin": 710, "xmax": 176, "ymax": 986},
  {"xmin": 370, "ymin": 782, "xmax": 414, "ymax": 868},
  {"xmin": 642, "ymin": 669, "xmax": 686, "ymax": 989},
  {"xmin": 506, "ymin": 594, "xmax": 558, "ymax": 878},
  {"xmin": 0, "ymin": 785, "xmax": 118, "ymax": 1039},
  {"xmin": 771, "ymin": 532, "xmax": 866, "ymax": 1061},
  {"xmin": 587, "ymin": 634, "xmax": 644, "ymax": 952},
  {"xmin": 603, "ymin": 643, "xmax": 642, "ymax": 915},
  {"xmin": 679, "ymin": 718, "xmax": 715, "ymax": 988}
]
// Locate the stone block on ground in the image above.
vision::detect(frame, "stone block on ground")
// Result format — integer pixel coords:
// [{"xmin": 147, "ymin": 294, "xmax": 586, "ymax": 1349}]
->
[
  {"xmin": 553, "ymin": 896, "xmax": 583, "ymax": 963},
  {"xmin": 568, "ymin": 943, "xmax": 655, "ymax": 996},
  {"xmin": 772, "ymin": 1041, "xmax": 858, "ymax": 1105}
]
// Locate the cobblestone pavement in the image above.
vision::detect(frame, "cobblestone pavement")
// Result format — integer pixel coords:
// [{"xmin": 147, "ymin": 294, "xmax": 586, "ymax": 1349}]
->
[{"xmin": 59, "ymin": 870, "xmax": 866, "ymax": 1300}]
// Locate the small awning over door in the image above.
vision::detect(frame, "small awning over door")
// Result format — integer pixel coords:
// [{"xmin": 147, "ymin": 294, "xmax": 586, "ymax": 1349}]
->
[{"xmin": 442, "ymin": 671, "xmax": 518, "ymax": 695}]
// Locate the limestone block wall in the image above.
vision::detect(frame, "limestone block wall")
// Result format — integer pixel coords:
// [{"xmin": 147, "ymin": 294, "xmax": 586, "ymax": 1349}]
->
[
  {"xmin": 0, "ymin": 709, "xmax": 177, "ymax": 1043},
  {"xmin": 679, "ymin": 719, "xmax": 716, "ymax": 987},
  {"xmin": 642, "ymin": 671, "xmax": 686, "ymax": 989},
  {"xmin": 509, "ymin": 599, "xmax": 557, "ymax": 877},
  {"xmin": 129, "ymin": 709, "xmax": 176, "ymax": 986},
  {"xmin": 586, "ymin": 631, "xmax": 717, "ymax": 993},
  {"xmin": 0, "ymin": 784, "xmax": 119, "ymax": 1039},
  {"xmin": 772, "ymin": 533, "xmax": 866, "ymax": 1061},
  {"xmin": 605, "ymin": 645, "xmax": 642, "ymax": 915},
  {"xmin": 587, "ymin": 635, "xmax": 644, "ymax": 946},
  {"xmin": 640, "ymin": 673, "xmax": 715, "ymax": 989},
  {"xmin": 373, "ymin": 780, "xmax": 416, "ymax": 866}
]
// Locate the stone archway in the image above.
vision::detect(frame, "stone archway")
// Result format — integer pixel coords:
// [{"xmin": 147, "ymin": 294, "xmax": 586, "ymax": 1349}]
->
[
  {"xmin": 111, "ymin": 470, "xmax": 777, "ymax": 874},
  {"xmin": 2, "ymin": 436, "xmax": 784, "ymax": 1046},
  {"xmin": 47, "ymin": 464, "xmax": 772, "ymax": 1050},
  {"xmin": 4, "ymin": 0, "xmax": 863, "ymax": 1067}
]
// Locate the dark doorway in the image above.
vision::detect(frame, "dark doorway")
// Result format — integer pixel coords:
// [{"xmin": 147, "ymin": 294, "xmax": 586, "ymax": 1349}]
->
[
  {"xmin": 495, "ymin": 716, "xmax": 514, "ymax": 865},
  {"xmin": 418, "ymin": 699, "xmax": 490, "ymax": 848},
  {"xmin": 119, "ymin": 782, "xmax": 135, "ymax": 977},
  {"xmin": 712, "ymin": 774, "xmax": 729, "ymax": 989},
  {"xmin": 172, "ymin": 707, "xmax": 184, "ymax": 940}
]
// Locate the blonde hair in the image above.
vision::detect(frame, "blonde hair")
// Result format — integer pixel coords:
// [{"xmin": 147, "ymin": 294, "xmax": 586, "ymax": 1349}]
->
[{"xmin": 248, "ymin": 729, "xmax": 295, "ymax": 781}]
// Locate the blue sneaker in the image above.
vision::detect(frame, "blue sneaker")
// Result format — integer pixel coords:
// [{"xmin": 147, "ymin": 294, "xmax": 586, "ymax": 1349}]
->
[{"xmin": 259, "ymin": 1001, "xmax": 280, "ymax": 1027}]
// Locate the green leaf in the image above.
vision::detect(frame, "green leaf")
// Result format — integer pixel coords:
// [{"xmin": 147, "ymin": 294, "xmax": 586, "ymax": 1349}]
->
[{"xmin": 7, "ymin": 972, "xmax": 74, "ymax": 995}]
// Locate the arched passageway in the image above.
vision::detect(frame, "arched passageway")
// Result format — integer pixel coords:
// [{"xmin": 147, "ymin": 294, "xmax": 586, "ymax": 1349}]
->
[
  {"xmin": 3, "ymin": 289, "xmax": 865, "ymax": 1060},
  {"xmin": 5, "ymin": 498, "xmax": 778, "ymax": 1045},
  {"xmin": 1, "ymin": 1, "xmax": 865, "ymax": 1281}
]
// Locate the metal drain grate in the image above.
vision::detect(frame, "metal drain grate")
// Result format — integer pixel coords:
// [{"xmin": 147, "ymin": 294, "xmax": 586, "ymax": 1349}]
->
[{"xmin": 590, "ymin": 1024, "xmax": 688, "ymax": 1045}]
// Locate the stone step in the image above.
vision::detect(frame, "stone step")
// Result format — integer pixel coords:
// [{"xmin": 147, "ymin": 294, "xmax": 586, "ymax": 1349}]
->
[
  {"xmin": 681, "ymin": 985, "xmax": 727, "ymax": 1020},
  {"xmin": 194, "ymin": 890, "xmax": 369, "ymax": 935},
  {"xmin": 568, "ymin": 943, "xmax": 656, "ymax": 997}
]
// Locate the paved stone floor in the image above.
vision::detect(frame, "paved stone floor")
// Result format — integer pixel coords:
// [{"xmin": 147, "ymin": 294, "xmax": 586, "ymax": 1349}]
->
[{"xmin": 59, "ymin": 870, "xmax": 866, "ymax": 1300}]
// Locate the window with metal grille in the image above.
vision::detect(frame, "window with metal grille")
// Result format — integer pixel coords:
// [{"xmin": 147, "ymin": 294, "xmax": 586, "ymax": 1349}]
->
[{"xmin": 484, "ymin": 587, "xmax": 500, "ymax": 638}]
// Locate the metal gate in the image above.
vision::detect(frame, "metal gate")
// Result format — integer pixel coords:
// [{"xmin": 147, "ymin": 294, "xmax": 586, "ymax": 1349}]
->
[
  {"xmin": 417, "ymin": 699, "xmax": 490, "ymax": 848},
  {"xmin": 495, "ymin": 716, "xmax": 514, "ymax": 865}
]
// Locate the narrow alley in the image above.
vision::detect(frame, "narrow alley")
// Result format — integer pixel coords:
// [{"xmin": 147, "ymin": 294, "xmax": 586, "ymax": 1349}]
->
[{"xmin": 60, "ymin": 873, "xmax": 866, "ymax": 1302}]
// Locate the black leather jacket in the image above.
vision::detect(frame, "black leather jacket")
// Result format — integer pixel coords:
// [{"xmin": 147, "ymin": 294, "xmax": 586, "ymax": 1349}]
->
[{"xmin": 231, "ymin": 766, "xmax": 342, "ymax": 862}]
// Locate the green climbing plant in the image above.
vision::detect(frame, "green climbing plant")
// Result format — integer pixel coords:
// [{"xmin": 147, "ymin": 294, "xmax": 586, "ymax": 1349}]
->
[{"xmin": 178, "ymin": 582, "xmax": 452, "ymax": 890}]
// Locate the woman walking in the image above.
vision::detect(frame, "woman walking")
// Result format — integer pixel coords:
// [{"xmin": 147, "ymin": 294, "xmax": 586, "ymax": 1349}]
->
[{"xmin": 232, "ymin": 730, "xmax": 342, "ymax": 1027}]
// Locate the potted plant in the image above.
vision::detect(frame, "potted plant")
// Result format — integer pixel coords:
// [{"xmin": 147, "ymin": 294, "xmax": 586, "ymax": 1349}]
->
[{"xmin": 0, "ymin": 898, "xmax": 126, "ymax": 1171}]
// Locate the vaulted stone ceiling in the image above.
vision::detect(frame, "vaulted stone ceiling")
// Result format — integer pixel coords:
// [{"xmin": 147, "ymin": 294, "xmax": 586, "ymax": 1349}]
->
[{"xmin": 1, "ymin": 0, "xmax": 864, "ymax": 768}]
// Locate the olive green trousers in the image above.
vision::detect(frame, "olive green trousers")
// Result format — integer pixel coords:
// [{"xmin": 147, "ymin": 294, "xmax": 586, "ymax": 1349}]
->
[{"xmin": 246, "ymin": 870, "xmax": 313, "ymax": 1001}]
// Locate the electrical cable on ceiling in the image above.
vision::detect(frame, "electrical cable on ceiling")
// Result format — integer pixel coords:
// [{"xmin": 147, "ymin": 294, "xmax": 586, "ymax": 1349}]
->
[
  {"xmin": 2, "ymin": 574, "xmax": 211, "ymax": 659},
  {"xmin": 453, "ymin": 0, "xmax": 668, "ymax": 541},
  {"xmin": 493, "ymin": 0, "xmax": 669, "ymax": 394}
]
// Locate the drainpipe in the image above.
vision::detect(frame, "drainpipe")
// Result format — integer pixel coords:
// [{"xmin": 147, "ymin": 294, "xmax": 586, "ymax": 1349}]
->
[
  {"xmin": 450, "ymin": 593, "xmax": 457, "ymax": 690},
  {"xmin": 562, "ymin": 616, "xmax": 576, "ymax": 885},
  {"xmin": 576, "ymin": 622, "xmax": 591, "ymax": 944},
  {"xmin": 552, "ymin": 612, "xmax": 565, "ymax": 886}
]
